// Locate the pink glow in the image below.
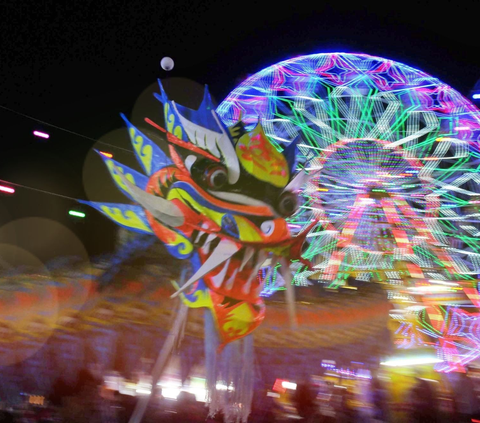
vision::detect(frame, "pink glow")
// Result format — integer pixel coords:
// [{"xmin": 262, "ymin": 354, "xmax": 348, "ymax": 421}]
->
[
  {"xmin": 0, "ymin": 185, "xmax": 15, "ymax": 194},
  {"xmin": 33, "ymin": 130, "xmax": 50, "ymax": 139}
]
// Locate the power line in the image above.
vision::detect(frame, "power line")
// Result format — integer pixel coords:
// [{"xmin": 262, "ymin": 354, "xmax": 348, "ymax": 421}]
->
[
  {"xmin": 0, "ymin": 104, "xmax": 134, "ymax": 154},
  {"xmin": 0, "ymin": 103, "xmax": 154, "ymax": 203},
  {"xmin": 0, "ymin": 178, "xmax": 78, "ymax": 202}
]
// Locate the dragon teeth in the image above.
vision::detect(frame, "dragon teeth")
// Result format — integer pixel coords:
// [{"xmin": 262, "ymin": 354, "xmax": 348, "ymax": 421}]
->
[
  {"xmin": 201, "ymin": 234, "xmax": 217, "ymax": 255},
  {"xmin": 240, "ymin": 247, "xmax": 255, "ymax": 271},
  {"xmin": 211, "ymin": 258, "xmax": 231, "ymax": 288},
  {"xmin": 243, "ymin": 250, "xmax": 267, "ymax": 294},
  {"xmin": 170, "ymin": 238, "xmax": 240, "ymax": 298},
  {"xmin": 194, "ymin": 230, "xmax": 204, "ymax": 244},
  {"xmin": 225, "ymin": 267, "xmax": 238, "ymax": 290}
]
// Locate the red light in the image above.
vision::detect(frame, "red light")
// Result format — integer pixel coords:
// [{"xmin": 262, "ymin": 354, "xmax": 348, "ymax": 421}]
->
[
  {"xmin": 99, "ymin": 151, "xmax": 113, "ymax": 158},
  {"xmin": 0, "ymin": 185, "xmax": 15, "ymax": 194},
  {"xmin": 272, "ymin": 379, "xmax": 287, "ymax": 393}
]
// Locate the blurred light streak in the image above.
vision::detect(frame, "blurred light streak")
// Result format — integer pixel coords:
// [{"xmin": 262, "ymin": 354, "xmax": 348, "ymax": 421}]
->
[
  {"xmin": 68, "ymin": 210, "xmax": 86, "ymax": 218},
  {"xmin": 33, "ymin": 130, "xmax": 50, "ymax": 139},
  {"xmin": 380, "ymin": 356, "xmax": 443, "ymax": 366},
  {"xmin": 0, "ymin": 185, "xmax": 15, "ymax": 194},
  {"xmin": 281, "ymin": 381, "xmax": 297, "ymax": 390}
]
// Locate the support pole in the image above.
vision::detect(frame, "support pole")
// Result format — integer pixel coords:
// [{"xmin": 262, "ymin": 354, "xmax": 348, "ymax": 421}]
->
[
  {"xmin": 128, "ymin": 302, "xmax": 188, "ymax": 423},
  {"xmin": 281, "ymin": 257, "xmax": 298, "ymax": 328}
]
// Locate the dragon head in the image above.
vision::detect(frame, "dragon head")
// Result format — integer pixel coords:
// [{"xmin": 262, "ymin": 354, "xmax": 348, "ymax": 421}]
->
[{"xmin": 83, "ymin": 81, "xmax": 311, "ymax": 346}]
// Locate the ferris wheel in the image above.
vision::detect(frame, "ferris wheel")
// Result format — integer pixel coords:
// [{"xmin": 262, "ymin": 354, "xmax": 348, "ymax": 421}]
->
[
  {"xmin": 217, "ymin": 52, "xmax": 480, "ymax": 286},
  {"xmin": 217, "ymin": 53, "xmax": 480, "ymax": 371}
]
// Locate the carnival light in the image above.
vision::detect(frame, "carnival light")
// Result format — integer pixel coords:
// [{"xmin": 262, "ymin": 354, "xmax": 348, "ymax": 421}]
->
[
  {"xmin": 217, "ymin": 52, "xmax": 480, "ymax": 370},
  {"xmin": 281, "ymin": 381, "xmax": 297, "ymax": 390},
  {"xmin": 33, "ymin": 130, "xmax": 49, "ymax": 139},
  {"xmin": 0, "ymin": 185, "xmax": 15, "ymax": 194},
  {"xmin": 407, "ymin": 285, "xmax": 458, "ymax": 294},
  {"xmin": 428, "ymin": 280, "xmax": 460, "ymax": 287},
  {"xmin": 380, "ymin": 356, "xmax": 443, "ymax": 367},
  {"xmin": 68, "ymin": 210, "xmax": 85, "ymax": 218},
  {"xmin": 135, "ymin": 388, "xmax": 152, "ymax": 395}
]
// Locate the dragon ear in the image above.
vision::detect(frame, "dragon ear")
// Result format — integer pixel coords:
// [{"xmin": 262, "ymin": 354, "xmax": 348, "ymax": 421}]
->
[
  {"xmin": 154, "ymin": 82, "xmax": 218, "ymax": 141},
  {"xmin": 120, "ymin": 114, "xmax": 173, "ymax": 175},
  {"xmin": 235, "ymin": 119, "xmax": 290, "ymax": 188},
  {"xmin": 95, "ymin": 150, "xmax": 149, "ymax": 201},
  {"xmin": 78, "ymin": 201, "xmax": 154, "ymax": 234}
]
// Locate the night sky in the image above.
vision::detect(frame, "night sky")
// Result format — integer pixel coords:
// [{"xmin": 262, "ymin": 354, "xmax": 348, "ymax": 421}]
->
[{"xmin": 1, "ymin": 0, "xmax": 479, "ymax": 264}]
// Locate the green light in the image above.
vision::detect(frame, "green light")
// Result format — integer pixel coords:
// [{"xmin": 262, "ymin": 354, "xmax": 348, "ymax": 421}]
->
[{"xmin": 69, "ymin": 210, "xmax": 85, "ymax": 218}]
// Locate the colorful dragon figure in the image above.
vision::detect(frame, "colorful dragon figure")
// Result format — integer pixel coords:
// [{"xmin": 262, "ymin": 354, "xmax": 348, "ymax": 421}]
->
[{"xmin": 81, "ymin": 82, "xmax": 311, "ymax": 348}]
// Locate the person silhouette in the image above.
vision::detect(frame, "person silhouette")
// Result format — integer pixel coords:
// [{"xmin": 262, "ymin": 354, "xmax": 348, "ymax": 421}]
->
[{"xmin": 408, "ymin": 373, "xmax": 439, "ymax": 423}]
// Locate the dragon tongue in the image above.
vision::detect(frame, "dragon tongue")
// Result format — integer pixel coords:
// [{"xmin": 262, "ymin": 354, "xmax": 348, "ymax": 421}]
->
[{"xmin": 171, "ymin": 238, "xmax": 241, "ymax": 298}]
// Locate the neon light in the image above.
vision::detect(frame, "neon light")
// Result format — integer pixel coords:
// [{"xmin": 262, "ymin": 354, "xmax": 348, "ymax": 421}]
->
[
  {"xmin": 454, "ymin": 126, "xmax": 470, "ymax": 130},
  {"xmin": 380, "ymin": 356, "xmax": 443, "ymax": 367},
  {"xmin": 99, "ymin": 151, "xmax": 113, "ymax": 158},
  {"xmin": 428, "ymin": 280, "xmax": 460, "ymax": 286},
  {"xmin": 281, "ymin": 381, "xmax": 297, "ymax": 390},
  {"xmin": 33, "ymin": 130, "xmax": 49, "ymax": 139},
  {"xmin": 135, "ymin": 388, "xmax": 151, "ymax": 395},
  {"xmin": 472, "ymin": 94, "xmax": 480, "ymax": 99},
  {"xmin": 407, "ymin": 285, "xmax": 457, "ymax": 293},
  {"xmin": 0, "ymin": 185, "xmax": 15, "ymax": 194},
  {"xmin": 68, "ymin": 210, "xmax": 85, "ymax": 218}
]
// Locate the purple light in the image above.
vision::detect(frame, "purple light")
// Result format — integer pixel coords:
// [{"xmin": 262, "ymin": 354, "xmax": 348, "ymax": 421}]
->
[{"xmin": 33, "ymin": 130, "xmax": 49, "ymax": 139}]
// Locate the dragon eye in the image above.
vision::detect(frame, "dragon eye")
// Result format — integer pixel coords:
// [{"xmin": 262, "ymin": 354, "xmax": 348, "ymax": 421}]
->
[
  {"xmin": 277, "ymin": 192, "xmax": 298, "ymax": 217},
  {"xmin": 205, "ymin": 166, "xmax": 228, "ymax": 190},
  {"xmin": 260, "ymin": 220, "xmax": 275, "ymax": 236},
  {"xmin": 191, "ymin": 160, "xmax": 228, "ymax": 191}
]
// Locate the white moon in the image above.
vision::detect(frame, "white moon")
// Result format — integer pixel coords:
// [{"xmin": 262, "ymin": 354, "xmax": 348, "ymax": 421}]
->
[{"xmin": 161, "ymin": 57, "xmax": 174, "ymax": 71}]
